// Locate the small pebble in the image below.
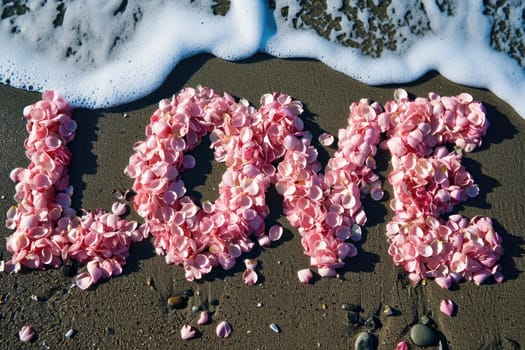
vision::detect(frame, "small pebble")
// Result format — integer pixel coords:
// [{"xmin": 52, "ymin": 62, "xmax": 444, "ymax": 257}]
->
[
  {"xmin": 1, "ymin": 195, "xmax": 5, "ymax": 199},
  {"xmin": 65, "ymin": 329, "xmax": 75, "ymax": 339},
  {"xmin": 364, "ymin": 315, "xmax": 380, "ymax": 330},
  {"xmin": 180, "ymin": 289, "xmax": 194, "ymax": 298},
  {"xmin": 256, "ymin": 302, "xmax": 263, "ymax": 308},
  {"xmin": 105, "ymin": 326, "xmax": 115, "ymax": 336},
  {"xmin": 321, "ymin": 303, "xmax": 327, "ymax": 311},
  {"xmin": 124, "ymin": 189, "xmax": 135, "ymax": 201},
  {"xmin": 191, "ymin": 305, "xmax": 200, "ymax": 313},
  {"xmin": 146, "ymin": 276, "xmax": 155, "ymax": 289},
  {"xmin": 420, "ymin": 315, "xmax": 432, "ymax": 326},
  {"xmin": 269, "ymin": 323, "xmax": 280, "ymax": 333},
  {"xmin": 410, "ymin": 324, "xmax": 436, "ymax": 346},
  {"xmin": 383, "ymin": 304, "xmax": 394, "ymax": 316},
  {"xmin": 341, "ymin": 303, "xmax": 362, "ymax": 312},
  {"xmin": 123, "ymin": 113, "xmax": 129, "ymax": 118},
  {"xmin": 347, "ymin": 311, "xmax": 360, "ymax": 324},
  {"xmin": 30, "ymin": 294, "xmax": 39, "ymax": 301},
  {"xmin": 167, "ymin": 296, "xmax": 187, "ymax": 309},
  {"xmin": 354, "ymin": 331, "xmax": 377, "ymax": 350}
]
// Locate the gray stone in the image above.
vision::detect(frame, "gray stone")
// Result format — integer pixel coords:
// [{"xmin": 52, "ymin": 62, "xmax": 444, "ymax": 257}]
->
[
  {"xmin": 410, "ymin": 324, "xmax": 436, "ymax": 346},
  {"xmin": 347, "ymin": 311, "xmax": 360, "ymax": 324},
  {"xmin": 269, "ymin": 323, "xmax": 281, "ymax": 333},
  {"xmin": 354, "ymin": 331, "xmax": 377, "ymax": 350}
]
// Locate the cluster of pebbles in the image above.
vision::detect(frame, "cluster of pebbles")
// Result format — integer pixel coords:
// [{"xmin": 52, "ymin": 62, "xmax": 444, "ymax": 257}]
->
[
  {"xmin": 166, "ymin": 288, "xmax": 208, "ymax": 312},
  {"xmin": 343, "ymin": 303, "xmax": 439, "ymax": 349},
  {"xmin": 166, "ymin": 287, "xmax": 440, "ymax": 348}
]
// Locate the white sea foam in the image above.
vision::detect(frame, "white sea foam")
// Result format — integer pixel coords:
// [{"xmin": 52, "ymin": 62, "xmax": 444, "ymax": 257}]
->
[{"xmin": 0, "ymin": 0, "xmax": 524, "ymax": 118}]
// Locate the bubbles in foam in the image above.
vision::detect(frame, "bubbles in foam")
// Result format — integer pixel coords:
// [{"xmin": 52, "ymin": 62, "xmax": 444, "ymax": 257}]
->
[
  {"xmin": 0, "ymin": 0, "xmax": 524, "ymax": 118},
  {"xmin": 0, "ymin": 0, "xmax": 264, "ymax": 109}
]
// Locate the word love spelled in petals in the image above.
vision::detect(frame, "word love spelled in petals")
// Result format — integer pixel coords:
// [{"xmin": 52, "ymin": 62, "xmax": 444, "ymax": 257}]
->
[
  {"xmin": 4, "ymin": 87, "xmax": 503, "ymax": 291},
  {"xmin": 4, "ymin": 91, "xmax": 146, "ymax": 290},
  {"xmin": 126, "ymin": 86, "xmax": 381, "ymax": 281}
]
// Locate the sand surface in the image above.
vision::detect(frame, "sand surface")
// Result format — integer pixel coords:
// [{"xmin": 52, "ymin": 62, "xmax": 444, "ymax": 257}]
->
[{"xmin": 1, "ymin": 54, "xmax": 524, "ymax": 349}]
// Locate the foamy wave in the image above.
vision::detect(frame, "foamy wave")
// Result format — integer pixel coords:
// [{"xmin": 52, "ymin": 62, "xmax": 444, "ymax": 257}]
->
[{"xmin": 0, "ymin": 0, "xmax": 524, "ymax": 118}]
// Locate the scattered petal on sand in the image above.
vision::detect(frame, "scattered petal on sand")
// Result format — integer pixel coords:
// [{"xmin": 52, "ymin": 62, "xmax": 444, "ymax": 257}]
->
[
  {"xmin": 297, "ymin": 268, "xmax": 314, "ymax": 284},
  {"xmin": 180, "ymin": 325, "xmax": 196, "ymax": 340},
  {"xmin": 19, "ymin": 325, "xmax": 36, "ymax": 343},
  {"xmin": 216, "ymin": 320, "xmax": 232, "ymax": 338},
  {"xmin": 440, "ymin": 299, "xmax": 456, "ymax": 317},
  {"xmin": 318, "ymin": 132, "xmax": 335, "ymax": 146},
  {"xmin": 395, "ymin": 340, "xmax": 409, "ymax": 350},
  {"xmin": 243, "ymin": 268, "xmax": 258, "ymax": 286},
  {"xmin": 197, "ymin": 311, "xmax": 209, "ymax": 325}
]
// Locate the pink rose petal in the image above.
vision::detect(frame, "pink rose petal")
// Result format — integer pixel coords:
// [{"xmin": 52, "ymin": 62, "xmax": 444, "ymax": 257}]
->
[
  {"xmin": 297, "ymin": 268, "xmax": 313, "ymax": 284},
  {"xmin": 439, "ymin": 299, "xmax": 456, "ymax": 317},
  {"xmin": 318, "ymin": 266, "xmax": 337, "ymax": 277},
  {"xmin": 318, "ymin": 132, "xmax": 335, "ymax": 146},
  {"xmin": 87, "ymin": 261, "xmax": 104, "ymax": 284},
  {"xmin": 197, "ymin": 311, "xmax": 209, "ymax": 325},
  {"xmin": 395, "ymin": 340, "xmax": 409, "ymax": 350},
  {"xmin": 180, "ymin": 325, "xmax": 196, "ymax": 340},
  {"xmin": 111, "ymin": 202, "xmax": 127, "ymax": 216},
  {"xmin": 258, "ymin": 235, "xmax": 271, "ymax": 247},
  {"xmin": 242, "ymin": 268, "xmax": 258, "ymax": 286},
  {"xmin": 182, "ymin": 155, "xmax": 196, "ymax": 169},
  {"xmin": 244, "ymin": 258, "xmax": 257, "ymax": 270},
  {"xmin": 74, "ymin": 271, "xmax": 94, "ymax": 290},
  {"xmin": 216, "ymin": 320, "xmax": 232, "ymax": 338},
  {"xmin": 370, "ymin": 186, "xmax": 384, "ymax": 201},
  {"xmin": 19, "ymin": 325, "xmax": 36, "ymax": 343},
  {"xmin": 393, "ymin": 88, "xmax": 408, "ymax": 100},
  {"xmin": 268, "ymin": 225, "xmax": 283, "ymax": 241}
]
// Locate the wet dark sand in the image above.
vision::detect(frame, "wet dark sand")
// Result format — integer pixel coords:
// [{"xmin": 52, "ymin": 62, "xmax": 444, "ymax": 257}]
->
[{"xmin": 1, "ymin": 54, "xmax": 524, "ymax": 349}]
